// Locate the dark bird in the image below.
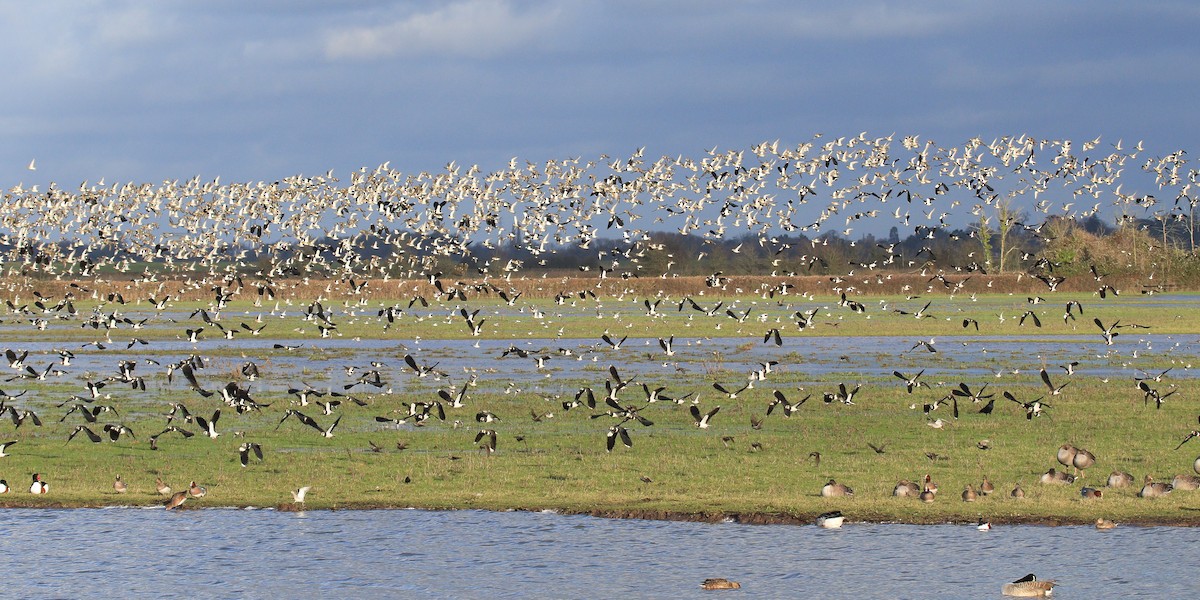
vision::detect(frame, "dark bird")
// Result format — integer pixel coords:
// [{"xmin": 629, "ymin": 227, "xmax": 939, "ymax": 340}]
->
[
  {"xmin": 238, "ymin": 442, "xmax": 264, "ymax": 467},
  {"xmin": 1040, "ymin": 368, "xmax": 1069, "ymax": 395},
  {"xmin": 67, "ymin": 424, "xmax": 102, "ymax": 443},
  {"xmin": 690, "ymin": 405, "xmax": 721, "ymax": 428},
  {"xmin": 475, "ymin": 429, "xmax": 498, "ymax": 453}
]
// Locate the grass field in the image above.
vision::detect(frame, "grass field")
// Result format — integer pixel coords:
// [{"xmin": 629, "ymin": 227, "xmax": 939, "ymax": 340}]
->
[{"xmin": 0, "ymin": 278, "xmax": 1197, "ymax": 525}]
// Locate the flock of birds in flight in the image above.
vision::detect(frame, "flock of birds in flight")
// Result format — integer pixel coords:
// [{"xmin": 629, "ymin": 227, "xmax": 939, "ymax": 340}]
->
[{"xmin": 0, "ymin": 134, "xmax": 1196, "ymax": 519}]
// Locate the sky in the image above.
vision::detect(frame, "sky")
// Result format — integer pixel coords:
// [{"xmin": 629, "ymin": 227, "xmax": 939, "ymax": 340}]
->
[{"xmin": 3, "ymin": 1, "xmax": 1199, "ymax": 200}]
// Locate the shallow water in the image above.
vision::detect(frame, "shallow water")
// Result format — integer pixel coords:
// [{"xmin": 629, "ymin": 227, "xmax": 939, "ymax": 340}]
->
[{"xmin": 0, "ymin": 508, "xmax": 1194, "ymax": 599}]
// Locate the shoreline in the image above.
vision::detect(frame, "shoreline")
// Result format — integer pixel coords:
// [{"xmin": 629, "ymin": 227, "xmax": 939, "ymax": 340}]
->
[{"xmin": 2, "ymin": 501, "xmax": 1199, "ymax": 527}]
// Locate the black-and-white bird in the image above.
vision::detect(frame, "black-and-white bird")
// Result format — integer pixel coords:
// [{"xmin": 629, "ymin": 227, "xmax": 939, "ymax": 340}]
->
[
  {"xmin": 239, "ymin": 442, "xmax": 264, "ymax": 467},
  {"xmin": 690, "ymin": 405, "xmax": 721, "ymax": 428}
]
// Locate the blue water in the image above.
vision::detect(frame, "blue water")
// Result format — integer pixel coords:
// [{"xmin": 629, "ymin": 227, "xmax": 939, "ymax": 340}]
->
[{"xmin": 0, "ymin": 508, "xmax": 1194, "ymax": 598}]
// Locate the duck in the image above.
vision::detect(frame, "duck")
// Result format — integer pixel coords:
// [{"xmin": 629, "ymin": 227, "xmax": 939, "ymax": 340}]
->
[
  {"xmin": 1011, "ymin": 483, "xmax": 1025, "ymax": 498},
  {"xmin": 816, "ymin": 510, "xmax": 844, "ymax": 529},
  {"xmin": 188, "ymin": 481, "xmax": 207, "ymax": 498},
  {"xmin": 1194, "ymin": 455, "xmax": 1200, "ymax": 476},
  {"xmin": 919, "ymin": 483, "xmax": 936, "ymax": 503},
  {"xmin": 155, "ymin": 477, "xmax": 172, "ymax": 496},
  {"xmin": 962, "ymin": 484, "xmax": 977, "ymax": 502},
  {"xmin": 820, "ymin": 479, "xmax": 853, "ymax": 497},
  {"xmin": 699, "ymin": 578, "xmax": 741, "ymax": 590},
  {"xmin": 1138, "ymin": 475, "xmax": 1172, "ymax": 498},
  {"xmin": 980, "ymin": 476, "xmax": 995, "ymax": 495},
  {"xmin": 0, "ymin": 479, "xmax": 8, "ymax": 493},
  {"xmin": 165, "ymin": 490, "xmax": 188, "ymax": 510},
  {"xmin": 1170, "ymin": 474, "xmax": 1200, "ymax": 491},
  {"xmin": 893, "ymin": 480, "xmax": 920, "ymax": 497},
  {"xmin": 1095, "ymin": 518, "xmax": 1117, "ymax": 530},
  {"xmin": 922, "ymin": 474, "xmax": 939, "ymax": 494},
  {"xmin": 1106, "ymin": 471, "xmax": 1134, "ymax": 488},
  {"xmin": 29, "ymin": 473, "xmax": 47, "ymax": 494},
  {"xmin": 976, "ymin": 516, "xmax": 991, "ymax": 531},
  {"xmin": 1002, "ymin": 573, "xmax": 1057, "ymax": 597},
  {"xmin": 1079, "ymin": 487, "xmax": 1102, "ymax": 499},
  {"xmin": 113, "ymin": 475, "xmax": 127, "ymax": 494}
]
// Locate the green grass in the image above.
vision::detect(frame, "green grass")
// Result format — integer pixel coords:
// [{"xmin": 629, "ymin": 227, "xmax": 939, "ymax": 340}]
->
[{"xmin": 0, "ymin": 285, "xmax": 1197, "ymax": 525}]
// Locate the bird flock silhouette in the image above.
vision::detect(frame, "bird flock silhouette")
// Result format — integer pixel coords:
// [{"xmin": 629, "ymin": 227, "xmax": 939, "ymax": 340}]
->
[{"xmin": 0, "ymin": 134, "xmax": 1196, "ymax": 513}]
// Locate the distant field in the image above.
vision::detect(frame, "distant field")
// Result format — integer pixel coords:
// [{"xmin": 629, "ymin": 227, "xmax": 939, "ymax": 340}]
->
[{"xmin": 0, "ymin": 277, "xmax": 1197, "ymax": 525}]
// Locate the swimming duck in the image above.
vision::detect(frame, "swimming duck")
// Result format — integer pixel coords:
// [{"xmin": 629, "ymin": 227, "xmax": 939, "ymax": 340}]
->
[
  {"xmin": 155, "ymin": 477, "xmax": 172, "ymax": 496},
  {"xmin": 1170, "ymin": 474, "xmax": 1200, "ymax": 491},
  {"xmin": 976, "ymin": 516, "xmax": 991, "ymax": 531},
  {"xmin": 699, "ymin": 578, "xmax": 741, "ymax": 590},
  {"xmin": 1106, "ymin": 471, "xmax": 1134, "ymax": 488},
  {"xmin": 1002, "ymin": 573, "xmax": 1057, "ymax": 597},
  {"xmin": 113, "ymin": 475, "xmax": 127, "ymax": 494},
  {"xmin": 893, "ymin": 480, "xmax": 920, "ymax": 497},
  {"xmin": 820, "ymin": 479, "xmax": 853, "ymax": 497},
  {"xmin": 816, "ymin": 510, "xmax": 844, "ymax": 528},
  {"xmin": 1138, "ymin": 475, "xmax": 1172, "ymax": 498},
  {"xmin": 1011, "ymin": 483, "xmax": 1025, "ymax": 498},
  {"xmin": 962, "ymin": 484, "xmax": 977, "ymax": 502},
  {"xmin": 1079, "ymin": 487, "xmax": 1102, "ymax": 499},
  {"xmin": 1095, "ymin": 518, "xmax": 1117, "ymax": 530}
]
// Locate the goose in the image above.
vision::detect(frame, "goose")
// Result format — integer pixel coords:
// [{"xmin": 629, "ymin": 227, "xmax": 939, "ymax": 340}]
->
[
  {"xmin": 1170, "ymin": 474, "xmax": 1200, "ymax": 491},
  {"xmin": 1138, "ymin": 475, "xmax": 1172, "ymax": 498},
  {"xmin": 1002, "ymin": 574, "xmax": 1057, "ymax": 597},
  {"xmin": 820, "ymin": 479, "xmax": 853, "ymax": 497},
  {"xmin": 113, "ymin": 475, "xmax": 127, "ymax": 494},
  {"xmin": 1106, "ymin": 471, "xmax": 1134, "ymax": 488},
  {"xmin": 1040, "ymin": 468, "xmax": 1074, "ymax": 485},
  {"xmin": 893, "ymin": 480, "xmax": 920, "ymax": 497},
  {"xmin": 980, "ymin": 476, "xmax": 995, "ymax": 495},
  {"xmin": 1056, "ymin": 444, "xmax": 1077, "ymax": 468},
  {"xmin": 816, "ymin": 510, "xmax": 844, "ymax": 528},
  {"xmin": 1072, "ymin": 448, "xmax": 1096, "ymax": 475}
]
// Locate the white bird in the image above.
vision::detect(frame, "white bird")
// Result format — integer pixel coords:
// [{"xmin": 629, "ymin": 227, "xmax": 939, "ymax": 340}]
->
[{"xmin": 292, "ymin": 486, "xmax": 311, "ymax": 503}]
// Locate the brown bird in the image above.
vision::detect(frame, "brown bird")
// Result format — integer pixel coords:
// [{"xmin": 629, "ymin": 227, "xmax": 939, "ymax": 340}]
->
[
  {"xmin": 155, "ymin": 477, "xmax": 172, "ymax": 496},
  {"xmin": 113, "ymin": 475, "xmax": 127, "ymax": 494},
  {"xmin": 1002, "ymin": 574, "xmax": 1057, "ymax": 597},
  {"xmin": 700, "ymin": 578, "xmax": 741, "ymax": 590},
  {"xmin": 165, "ymin": 491, "xmax": 188, "ymax": 510}
]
